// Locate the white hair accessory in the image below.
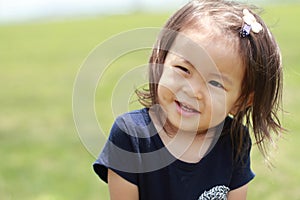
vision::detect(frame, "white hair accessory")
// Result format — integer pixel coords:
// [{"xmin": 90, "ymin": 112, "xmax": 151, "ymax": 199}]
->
[{"xmin": 240, "ymin": 9, "xmax": 263, "ymax": 37}]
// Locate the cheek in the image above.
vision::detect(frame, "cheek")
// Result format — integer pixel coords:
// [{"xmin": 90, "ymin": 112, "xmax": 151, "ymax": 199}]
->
[
  {"xmin": 159, "ymin": 66, "xmax": 187, "ymax": 87},
  {"xmin": 159, "ymin": 68, "xmax": 175, "ymax": 86},
  {"xmin": 209, "ymin": 91, "xmax": 240, "ymax": 118},
  {"xmin": 209, "ymin": 92, "xmax": 228, "ymax": 116},
  {"xmin": 157, "ymin": 69, "xmax": 181, "ymax": 101},
  {"xmin": 157, "ymin": 84, "xmax": 174, "ymax": 103}
]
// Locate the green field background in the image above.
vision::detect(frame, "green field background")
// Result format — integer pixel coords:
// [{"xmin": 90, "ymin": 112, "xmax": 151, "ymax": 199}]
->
[{"xmin": 1, "ymin": 4, "xmax": 300, "ymax": 200}]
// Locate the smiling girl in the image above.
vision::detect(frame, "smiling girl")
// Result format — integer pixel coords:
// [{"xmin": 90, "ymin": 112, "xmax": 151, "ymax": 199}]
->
[{"xmin": 93, "ymin": 0, "xmax": 283, "ymax": 199}]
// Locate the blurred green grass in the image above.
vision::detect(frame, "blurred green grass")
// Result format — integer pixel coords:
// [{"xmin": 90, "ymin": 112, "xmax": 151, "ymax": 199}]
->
[{"xmin": 0, "ymin": 4, "xmax": 299, "ymax": 200}]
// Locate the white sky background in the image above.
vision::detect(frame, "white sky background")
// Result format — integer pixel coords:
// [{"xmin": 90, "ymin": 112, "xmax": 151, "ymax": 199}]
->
[
  {"xmin": 0, "ymin": 0, "xmax": 187, "ymax": 23},
  {"xmin": 0, "ymin": 0, "xmax": 288, "ymax": 23}
]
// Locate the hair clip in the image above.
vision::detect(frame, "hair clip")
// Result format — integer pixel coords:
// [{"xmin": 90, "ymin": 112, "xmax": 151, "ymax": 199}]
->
[{"xmin": 240, "ymin": 9, "xmax": 263, "ymax": 38}]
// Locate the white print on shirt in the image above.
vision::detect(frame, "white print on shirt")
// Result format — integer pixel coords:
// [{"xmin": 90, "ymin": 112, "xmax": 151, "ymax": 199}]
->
[{"xmin": 198, "ymin": 185, "xmax": 230, "ymax": 200}]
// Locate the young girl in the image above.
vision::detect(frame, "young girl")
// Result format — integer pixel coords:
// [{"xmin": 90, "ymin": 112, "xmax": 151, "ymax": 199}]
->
[{"xmin": 93, "ymin": 0, "xmax": 283, "ymax": 199}]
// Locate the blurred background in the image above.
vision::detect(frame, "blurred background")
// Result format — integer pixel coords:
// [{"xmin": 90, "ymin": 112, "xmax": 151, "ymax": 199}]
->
[{"xmin": 1, "ymin": 0, "xmax": 300, "ymax": 199}]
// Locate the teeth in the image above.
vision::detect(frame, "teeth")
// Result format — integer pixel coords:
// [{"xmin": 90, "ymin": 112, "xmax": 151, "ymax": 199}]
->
[{"xmin": 180, "ymin": 102, "xmax": 196, "ymax": 112}]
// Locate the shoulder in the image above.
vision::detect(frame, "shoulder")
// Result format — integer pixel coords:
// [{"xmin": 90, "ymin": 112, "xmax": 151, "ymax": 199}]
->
[
  {"xmin": 108, "ymin": 108, "xmax": 160, "ymax": 153},
  {"xmin": 93, "ymin": 108, "xmax": 158, "ymax": 181},
  {"xmin": 115, "ymin": 108, "xmax": 151, "ymax": 127},
  {"xmin": 220, "ymin": 117, "xmax": 255, "ymax": 190},
  {"xmin": 221, "ymin": 116, "xmax": 251, "ymax": 150},
  {"xmin": 111, "ymin": 108, "xmax": 155, "ymax": 139}
]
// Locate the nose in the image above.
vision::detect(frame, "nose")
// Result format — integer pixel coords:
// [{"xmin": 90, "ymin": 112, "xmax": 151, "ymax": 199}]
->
[
  {"xmin": 195, "ymin": 89, "xmax": 204, "ymax": 100},
  {"xmin": 182, "ymin": 78, "xmax": 205, "ymax": 100}
]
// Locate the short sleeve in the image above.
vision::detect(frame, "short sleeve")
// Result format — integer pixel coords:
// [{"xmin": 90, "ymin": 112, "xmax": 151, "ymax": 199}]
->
[
  {"xmin": 93, "ymin": 116, "xmax": 139, "ymax": 185},
  {"xmin": 229, "ymin": 136, "xmax": 255, "ymax": 190}
]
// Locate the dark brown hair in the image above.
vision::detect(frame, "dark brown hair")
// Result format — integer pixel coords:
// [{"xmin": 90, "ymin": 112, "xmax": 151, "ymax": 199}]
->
[{"xmin": 136, "ymin": 0, "xmax": 283, "ymax": 160}]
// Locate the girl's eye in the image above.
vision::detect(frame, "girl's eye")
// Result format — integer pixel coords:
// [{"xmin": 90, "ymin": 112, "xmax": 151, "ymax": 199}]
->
[
  {"xmin": 175, "ymin": 66, "xmax": 190, "ymax": 74},
  {"xmin": 209, "ymin": 80, "xmax": 224, "ymax": 89}
]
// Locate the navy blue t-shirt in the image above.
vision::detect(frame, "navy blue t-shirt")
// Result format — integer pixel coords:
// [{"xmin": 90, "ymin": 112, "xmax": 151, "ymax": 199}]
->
[{"xmin": 93, "ymin": 108, "xmax": 254, "ymax": 200}]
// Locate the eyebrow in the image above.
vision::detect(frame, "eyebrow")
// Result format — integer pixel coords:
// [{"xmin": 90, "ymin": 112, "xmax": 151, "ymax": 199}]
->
[{"xmin": 176, "ymin": 56, "xmax": 193, "ymax": 67}]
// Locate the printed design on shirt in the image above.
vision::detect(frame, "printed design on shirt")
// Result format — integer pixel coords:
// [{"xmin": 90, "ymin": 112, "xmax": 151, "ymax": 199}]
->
[{"xmin": 198, "ymin": 185, "xmax": 230, "ymax": 200}]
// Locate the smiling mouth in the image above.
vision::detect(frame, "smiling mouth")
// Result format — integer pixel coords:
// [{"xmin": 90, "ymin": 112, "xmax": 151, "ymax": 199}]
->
[{"xmin": 175, "ymin": 100, "xmax": 200, "ymax": 114}]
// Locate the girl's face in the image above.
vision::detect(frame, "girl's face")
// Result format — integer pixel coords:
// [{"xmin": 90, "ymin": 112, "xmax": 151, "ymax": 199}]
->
[{"xmin": 157, "ymin": 28, "xmax": 244, "ymax": 134}]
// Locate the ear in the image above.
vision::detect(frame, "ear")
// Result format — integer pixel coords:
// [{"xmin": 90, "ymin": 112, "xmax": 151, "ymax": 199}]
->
[{"xmin": 229, "ymin": 92, "xmax": 254, "ymax": 116}]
